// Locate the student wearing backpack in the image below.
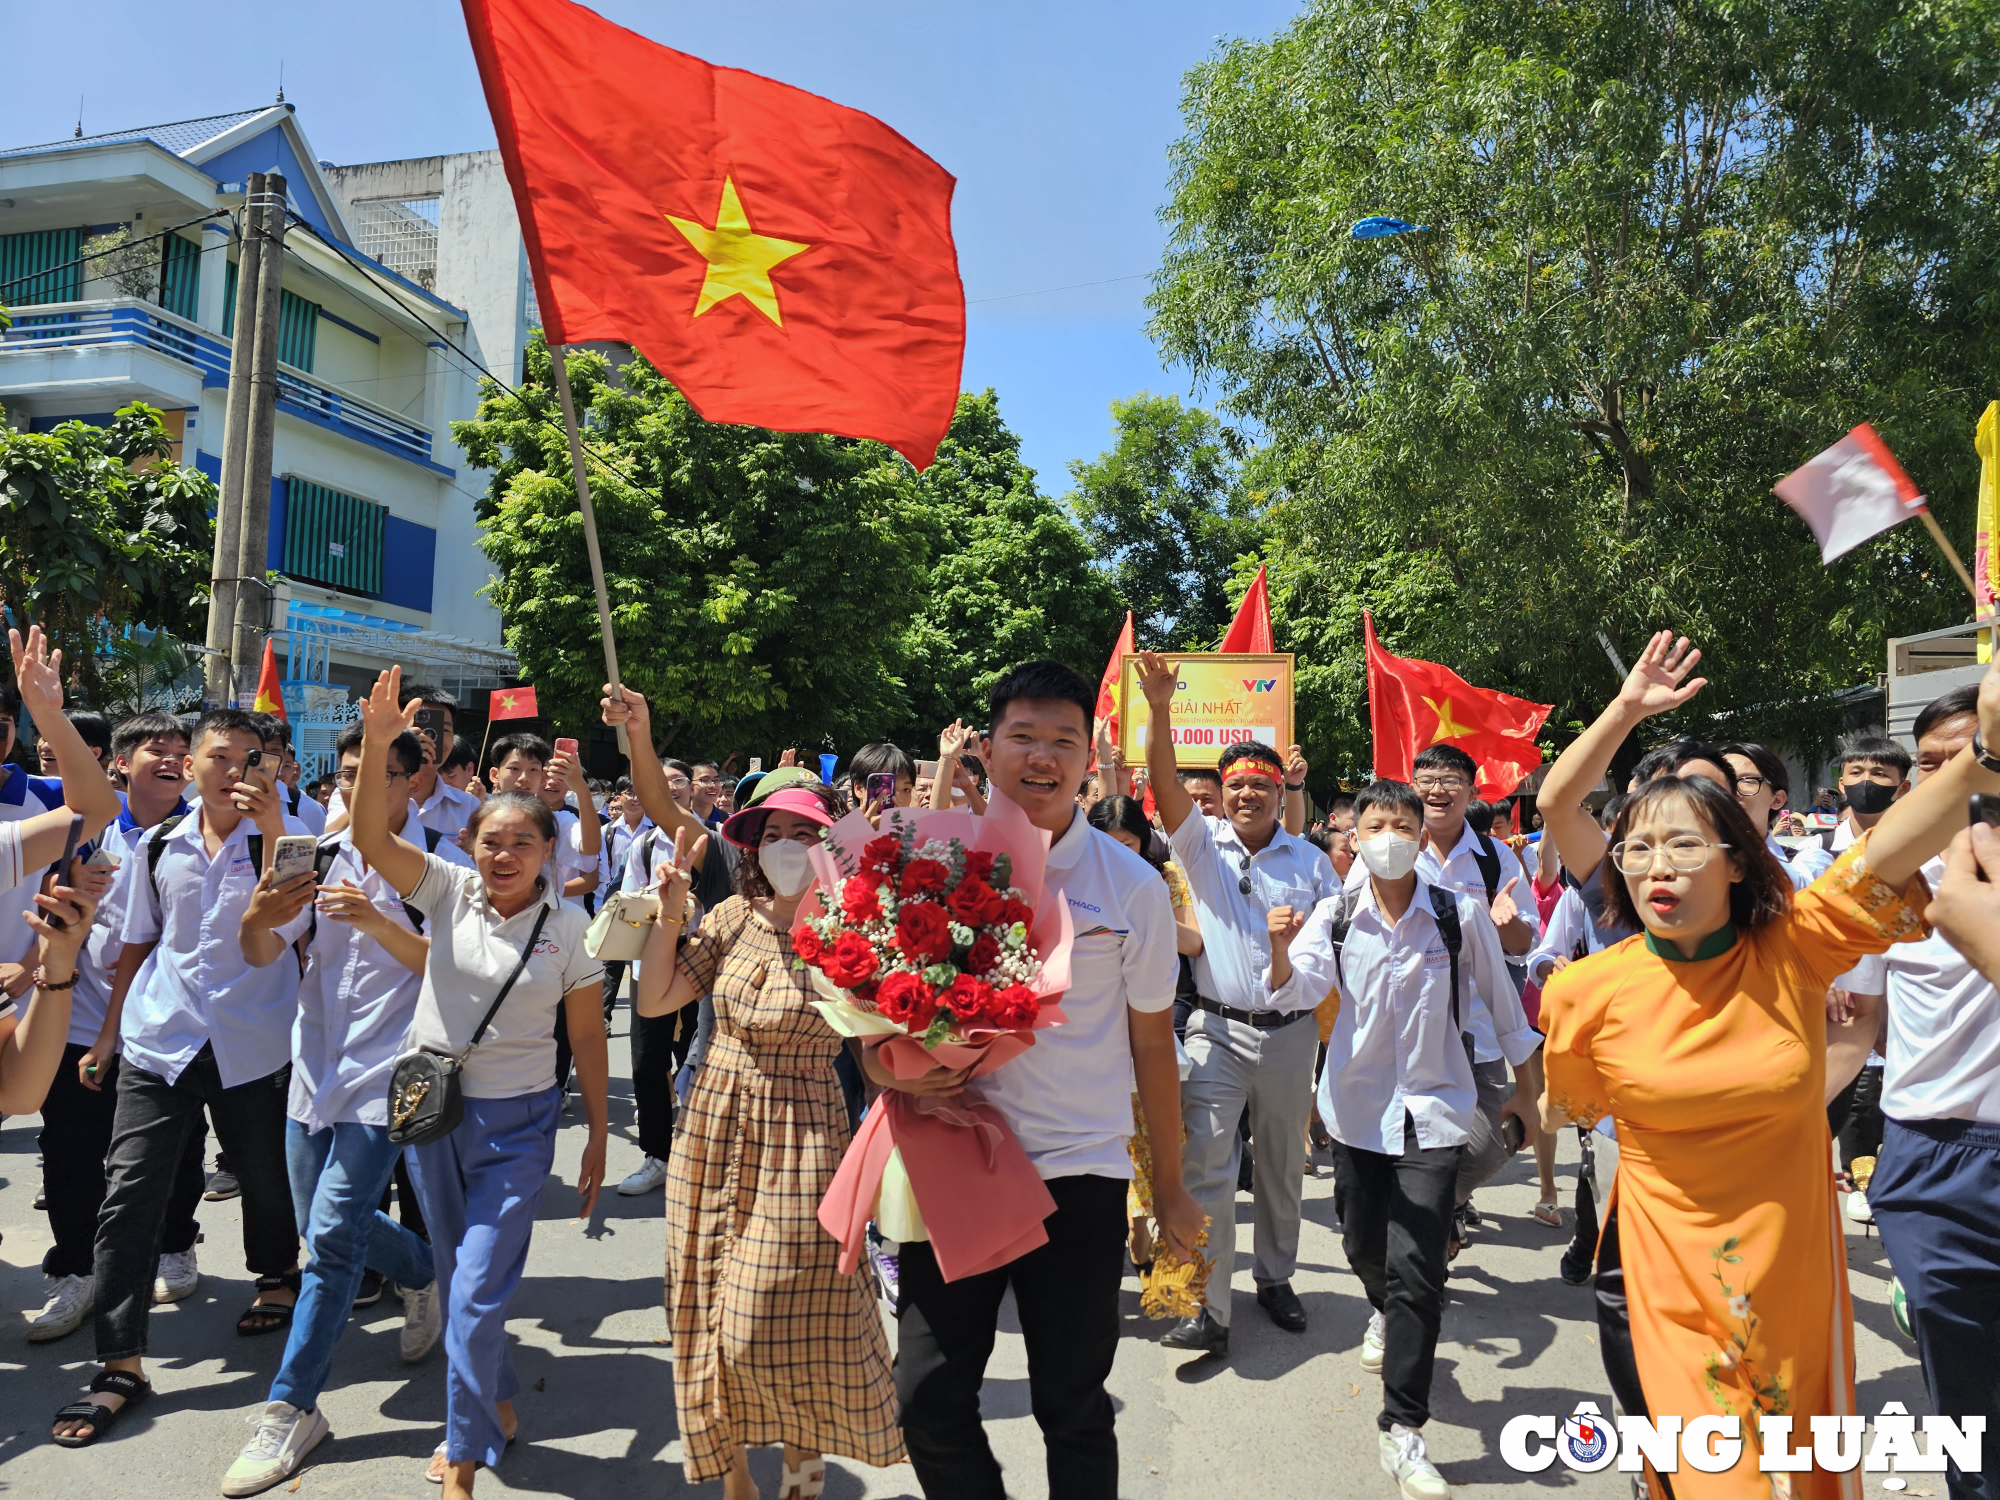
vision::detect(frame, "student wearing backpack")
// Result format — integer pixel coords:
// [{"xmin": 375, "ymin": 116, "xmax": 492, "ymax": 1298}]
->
[
  {"xmin": 1283, "ymin": 779, "xmax": 1538, "ymax": 1500},
  {"xmin": 218, "ymin": 721, "xmax": 472, "ymax": 1495}
]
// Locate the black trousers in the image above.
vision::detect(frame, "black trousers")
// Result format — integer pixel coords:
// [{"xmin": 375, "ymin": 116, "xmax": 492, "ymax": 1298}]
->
[
  {"xmin": 92, "ymin": 1046, "xmax": 297, "ymax": 1359},
  {"xmin": 895, "ymin": 1173, "xmax": 1127, "ymax": 1500},
  {"xmin": 601, "ymin": 960, "xmax": 626, "ymax": 1024},
  {"xmin": 40, "ymin": 1045, "xmax": 205, "ymax": 1278},
  {"xmin": 1333, "ymin": 1116, "xmax": 1461, "ymax": 1431},
  {"xmin": 1827, "ymin": 1064, "xmax": 1886, "ymax": 1172},
  {"xmin": 629, "ymin": 1007, "xmax": 682, "ymax": 1161},
  {"xmin": 1595, "ymin": 1209, "xmax": 1677, "ymax": 1499}
]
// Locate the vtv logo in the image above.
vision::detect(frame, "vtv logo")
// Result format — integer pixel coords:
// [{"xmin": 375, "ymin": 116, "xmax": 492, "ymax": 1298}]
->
[{"xmin": 1241, "ymin": 678, "xmax": 1278, "ymax": 693}]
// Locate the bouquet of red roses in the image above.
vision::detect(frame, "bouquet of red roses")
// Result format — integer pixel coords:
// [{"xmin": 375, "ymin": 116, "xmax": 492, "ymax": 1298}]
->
[{"xmin": 794, "ymin": 794, "xmax": 1074, "ymax": 1282}]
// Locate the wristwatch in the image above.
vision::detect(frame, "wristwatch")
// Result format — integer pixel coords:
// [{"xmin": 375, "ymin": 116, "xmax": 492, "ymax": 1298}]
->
[{"xmin": 1975, "ymin": 731, "xmax": 2000, "ymax": 776}]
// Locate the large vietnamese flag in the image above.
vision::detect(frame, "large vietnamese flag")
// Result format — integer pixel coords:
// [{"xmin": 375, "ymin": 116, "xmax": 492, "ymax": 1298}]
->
[
  {"xmin": 1365, "ymin": 613, "xmax": 1551, "ymax": 798},
  {"xmin": 1218, "ymin": 564, "xmax": 1273, "ymax": 654},
  {"xmin": 462, "ymin": 0, "xmax": 965, "ymax": 469}
]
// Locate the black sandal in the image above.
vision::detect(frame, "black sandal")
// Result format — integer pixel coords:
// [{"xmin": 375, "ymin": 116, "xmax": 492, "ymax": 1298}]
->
[
  {"xmin": 52, "ymin": 1369, "xmax": 152, "ymax": 1447},
  {"xmin": 236, "ymin": 1271, "xmax": 301, "ymax": 1337}
]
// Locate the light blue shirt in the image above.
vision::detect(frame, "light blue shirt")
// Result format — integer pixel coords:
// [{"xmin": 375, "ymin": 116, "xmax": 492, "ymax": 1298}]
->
[
  {"xmin": 119, "ymin": 805, "xmax": 314, "ymax": 1086},
  {"xmin": 1170, "ymin": 812, "xmax": 1339, "ymax": 1013}
]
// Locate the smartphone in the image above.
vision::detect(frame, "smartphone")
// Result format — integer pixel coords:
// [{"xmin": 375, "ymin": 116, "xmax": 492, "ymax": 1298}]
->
[
  {"xmin": 866, "ymin": 772, "xmax": 897, "ymax": 805},
  {"xmin": 749, "ymin": 757, "xmax": 763, "ymax": 774},
  {"xmin": 237, "ymin": 747, "xmax": 271, "ymax": 793},
  {"xmin": 917, "ymin": 759, "xmax": 939, "ymax": 781},
  {"xmin": 85, "ymin": 845, "xmax": 122, "ymax": 870},
  {"xmin": 270, "ymin": 834, "xmax": 320, "ymax": 887},
  {"xmin": 42, "ymin": 814, "xmax": 88, "ymax": 928},
  {"xmin": 553, "ymin": 737, "xmax": 579, "ymax": 762},
  {"xmin": 415, "ymin": 707, "xmax": 444, "ymax": 740},
  {"xmin": 960, "ymin": 754, "xmax": 984, "ymax": 780},
  {"xmin": 1501, "ymin": 1113, "xmax": 1526, "ymax": 1156},
  {"xmin": 1973, "ymin": 794, "xmax": 2000, "ymax": 882}
]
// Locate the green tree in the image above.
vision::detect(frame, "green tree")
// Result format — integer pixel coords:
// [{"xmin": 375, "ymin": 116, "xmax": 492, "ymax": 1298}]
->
[
  {"xmin": 458, "ymin": 336, "xmax": 936, "ymax": 757},
  {"xmin": 1150, "ymin": 0, "xmax": 2000, "ymax": 769},
  {"xmin": 0, "ymin": 402, "xmax": 216, "ymax": 700},
  {"xmin": 895, "ymin": 390, "xmax": 1125, "ymax": 739},
  {"xmin": 1066, "ymin": 394, "xmax": 1265, "ymax": 649}
]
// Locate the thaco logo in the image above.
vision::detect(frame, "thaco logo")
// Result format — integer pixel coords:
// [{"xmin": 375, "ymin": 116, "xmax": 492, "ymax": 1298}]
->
[{"xmin": 1502, "ymin": 1402, "xmax": 1984, "ymax": 1491}]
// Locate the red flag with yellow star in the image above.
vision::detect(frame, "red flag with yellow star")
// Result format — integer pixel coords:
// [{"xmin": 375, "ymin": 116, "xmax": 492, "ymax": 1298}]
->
[
  {"xmin": 488, "ymin": 686, "xmax": 539, "ymax": 721},
  {"xmin": 462, "ymin": 0, "xmax": 965, "ymax": 469},
  {"xmin": 1364, "ymin": 612, "xmax": 1550, "ymax": 798}
]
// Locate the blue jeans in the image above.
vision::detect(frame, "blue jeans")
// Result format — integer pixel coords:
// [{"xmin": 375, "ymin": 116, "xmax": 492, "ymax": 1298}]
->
[
  {"xmin": 408, "ymin": 1088, "xmax": 560, "ymax": 1468},
  {"xmin": 270, "ymin": 1120, "xmax": 436, "ymax": 1413}
]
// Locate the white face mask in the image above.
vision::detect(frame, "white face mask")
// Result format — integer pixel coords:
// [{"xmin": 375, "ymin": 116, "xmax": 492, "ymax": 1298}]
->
[
  {"xmin": 1356, "ymin": 830, "xmax": 1421, "ymax": 881},
  {"xmin": 758, "ymin": 837, "xmax": 816, "ymax": 897}
]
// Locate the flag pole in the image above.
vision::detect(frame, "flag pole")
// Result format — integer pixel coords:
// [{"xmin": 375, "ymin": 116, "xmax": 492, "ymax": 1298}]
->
[
  {"xmin": 475, "ymin": 715, "xmax": 494, "ymax": 789},
  {"xmin": 549, "ymin": 343, "xmax": 630, "ymax": 755},
  {"xmin": 1917, "ymin": 508, "xmax": 1985, "ymax": 614}
]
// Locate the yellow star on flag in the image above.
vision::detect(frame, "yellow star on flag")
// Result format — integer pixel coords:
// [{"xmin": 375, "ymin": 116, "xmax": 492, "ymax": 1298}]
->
[
  {"xmin": 498, "ymin": 693, "xmax": 518, "ymax": 712},
  {"xmin": 665, "ymin": 176, "xmax": 810, "ymax": 327},
  {"xmin": 1422, "ymin": 695, "xmax": 1474, "ymax": 743}
]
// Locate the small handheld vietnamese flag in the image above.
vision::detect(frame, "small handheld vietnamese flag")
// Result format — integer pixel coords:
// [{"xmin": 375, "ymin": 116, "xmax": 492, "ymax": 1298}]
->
[
  {"xmin": 489, "ymin": 686, "xmax": 539, "ymax": 721},
  {"xmin": 252, "ymin": 639, "xmax": 286, "ymax": 719},
  {"xmin": 1773, "ymin": 423, "xmax": 1927, "ymax": 562},
  {"xmin": 1093, "ymin": 611, "xmax": 1135, "ymax": 766}
]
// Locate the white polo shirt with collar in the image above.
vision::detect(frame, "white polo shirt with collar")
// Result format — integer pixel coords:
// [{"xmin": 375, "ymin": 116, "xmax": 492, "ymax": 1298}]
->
[
  {"xmin": 1881, "ymin": 852, "xmax": 2000, "ymax": 1124},
  {"xmin": 283, "ymin": 780, "xmax": 328, "ymax": 835},
  {"xmin": 1286, "ymin": 875, "xmax": 1539, "ymax": 1155},
  {"xmin": 966, "ymin": 808, "xmax": 1177, "ymax": 1180},
  {"xmin": 0, "ymin": 767, "xmax": 65, "ymax": 969},
  {"xmin": 291, "ymin": 810, "xmax": 473, "ymax": 1132},
  {"xmin": 119, "ymin": 805, "xmax": 315, "ymax": 1087},
  {"xmin": 71, "ymin": 796, "xmax": 188, "ymax": 1048},
  {"xmin": 1411, "ymin": 820, "xmax": 1540, "ymax": 1062},
  {"xmin": 416, "ymin": 780, "xmax": 479, "ymax": 843},
  {"xmin": 1169, "ymin": 812, "xmax": 1338, "ymax": 1013}
]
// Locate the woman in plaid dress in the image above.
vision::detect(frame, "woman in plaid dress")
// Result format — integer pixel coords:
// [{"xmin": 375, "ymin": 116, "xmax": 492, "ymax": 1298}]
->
[{"xmin": 636, "ymin": 772, "xmax": 903, "ymax": 1500}]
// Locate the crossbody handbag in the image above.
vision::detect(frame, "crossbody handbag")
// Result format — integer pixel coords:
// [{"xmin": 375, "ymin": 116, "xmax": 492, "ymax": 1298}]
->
[{"xmin": 388, "ymin": 906, "xmax": 550, "ymax": 1147}]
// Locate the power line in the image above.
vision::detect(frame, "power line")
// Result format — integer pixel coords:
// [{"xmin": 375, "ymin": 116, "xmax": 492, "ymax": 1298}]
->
[{"xmin": 0, "ymin": 208, "xmax": 231, "ymax": 302}]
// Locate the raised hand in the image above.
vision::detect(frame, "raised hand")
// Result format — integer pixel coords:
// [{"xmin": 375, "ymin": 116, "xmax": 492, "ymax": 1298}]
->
[
  {"xmin": 9, "ymin": 626, "xmax": 65, "ymax": 719},
  {"xmin": 1094, "ymin": 715, "xmax": 1118, "ymax": 765},
  {"xmin": 1489, "ymin": 875, "xmax": 1522, "ymax": 930},
  {"xmin": 1267, "ymin": 903, "xmax": 1306, "ymax": 953},
  {"xmin": 1285, "ymin": 743, "xmax": 1309, "ymax": 788},
  {"xmin": 778, "ymin": 748, "xmax": 798, "ymax": 768},
  {"xmin": 1615, "ymin": 631, "xmax": 1708, "ymax": 720},
  {"xmin": 359, "ymin": 666, "xmax": 420, "ymax": 742},
  {"xmin": 600, "ymin": 682, "xmax": 652, "ymax": 737},
  {"xmin": 939, "ymin": 719, "xmax": 973, "ymax": 758},
  {"xmin": 649, "ymin": 824, "xmax": 708, "ymax": 915},
  {"xmin": 1135, "ymin": 651, "xmax": 1180, "ymax": 711}
]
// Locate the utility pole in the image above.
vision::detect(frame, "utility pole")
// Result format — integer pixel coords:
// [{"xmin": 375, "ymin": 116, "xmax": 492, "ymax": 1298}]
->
[
  {"xmin": 230, "ymin": 172, "xmax": 289, "ymax": 703},
  {"xmin": 202, "ymin": 171, "xmax": 265, "ymax": 707}
]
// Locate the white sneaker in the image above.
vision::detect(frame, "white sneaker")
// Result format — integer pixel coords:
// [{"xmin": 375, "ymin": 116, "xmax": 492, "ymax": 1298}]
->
[
  {"xmin": 400, "ymin": 1279, "xmax": 443, "ymax": 1364},
  {"xmin": 1360, "ymin": 1309, "xmax": 1386, "ymax": 1373},
  {"xmin": 221, "ymin": 1400, "xmax": 331, "ymax": 1496},
  {"xmin": 1845, "ymin": 1189, "xmax": 1874, "ymax": 1225},
  {"xmin": 617, "ymin": 1155, "xmax": 667, "ymax": 1195},
  {"xmin": 26, "ymin": 1273, "xmax": 94, "ymax": 1343},
  {"xmin": 1380, "ymin": 1423, "xmax": 1451, "ymax": 1500},
  {"xmin": 155, "ymin": 1247, "xmax": 200, "ymax": 1304}
]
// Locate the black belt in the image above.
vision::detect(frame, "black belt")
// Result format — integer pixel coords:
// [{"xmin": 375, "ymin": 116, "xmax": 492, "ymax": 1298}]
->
[{"xmin": 1191, "ymin": 995, "xmax": 1313, "ymax": 1032}]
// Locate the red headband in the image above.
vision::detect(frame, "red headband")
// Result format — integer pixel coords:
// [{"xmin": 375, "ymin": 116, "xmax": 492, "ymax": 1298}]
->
[{"xmin": 1222, "ymin": 765, "xmax": 1282, "ymax": 787}]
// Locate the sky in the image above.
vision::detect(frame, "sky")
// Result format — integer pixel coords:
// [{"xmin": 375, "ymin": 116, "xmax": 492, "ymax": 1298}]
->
[{"xmin": 0, "ymin": 0, "xmax": 1299, "ymax": 491}]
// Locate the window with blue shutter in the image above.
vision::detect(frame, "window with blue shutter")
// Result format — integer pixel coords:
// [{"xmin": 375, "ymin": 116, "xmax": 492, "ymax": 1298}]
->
[
  {"xmin": 222, "ymin": 261, "xmax": 318, "ymax": 372},
  {"xmin": 0, "ymin": 228, "xmax": 82, "ymax": 308},
  {"xmin": 281, "ymin": 477, "xmax": 386, "ymax": 596},
  {"xmin": 159, "ymin": 232, "xmax": 201, "ymax": 321}
]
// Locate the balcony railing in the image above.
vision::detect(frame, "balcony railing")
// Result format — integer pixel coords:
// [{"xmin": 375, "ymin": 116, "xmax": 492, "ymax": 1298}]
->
[{"xmin": 0, "ymin": 298, "xmax": 441, "ymax": 470}]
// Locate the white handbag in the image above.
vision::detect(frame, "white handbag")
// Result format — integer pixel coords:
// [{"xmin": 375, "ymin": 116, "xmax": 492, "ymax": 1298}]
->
[{"xmin": 584, "ymin": 889, "xmax": 661, "ymax": 961}]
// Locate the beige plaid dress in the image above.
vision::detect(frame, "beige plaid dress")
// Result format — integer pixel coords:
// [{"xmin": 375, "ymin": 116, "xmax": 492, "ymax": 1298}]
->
[{"xmin": 667, "ymin": 896, "xmax": 904, "ymax": 1483}]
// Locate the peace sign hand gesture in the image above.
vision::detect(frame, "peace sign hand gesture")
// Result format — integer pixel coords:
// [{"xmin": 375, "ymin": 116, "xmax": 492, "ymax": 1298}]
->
[
  {"xmin": 650, "ymin": 823, "xmax": 709, "ymax": 918},
  {"xmin": 938, "ymin": 719, "xmax": 973, "ymax": 759},
  {"xmin": 1615, "ymin": 631, "xmax": 1709, "ymax": 722}
]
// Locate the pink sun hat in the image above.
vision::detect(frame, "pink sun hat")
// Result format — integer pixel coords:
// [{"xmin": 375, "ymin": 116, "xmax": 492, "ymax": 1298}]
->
[{"xmin": 719, "ymin": 768, "xmax": 838, "ymax": 848}]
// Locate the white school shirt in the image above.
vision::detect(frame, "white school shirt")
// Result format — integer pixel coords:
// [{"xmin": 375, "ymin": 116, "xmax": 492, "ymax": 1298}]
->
[
  {"xmin": 70, "ymin": 797, "xmax": 187, "ymax": 1048},
  {"xmin": 289, "ymin": 813, "xmax": 473, "ymax": 1131},
  {"xmin": 1768, "ymin": 832, "xmax": 1834, "ymax": 890},
  {"xmin": 1169, "ymin": 812, "xmax": 1338, "ymax": 1013},
  {"xmin": 1525, "ymin": 884, "xmax": 1599, "ymax": 987},
  {"xmin": 1413, "ymin": 822, "xmax": 1540, "ymax": 1063},
  {"xmin": 1287, "ymin": 876, "xmax": 1537, "ymax": 1154},
  {"xmin": 0, "ymin": 769, "xmax": 66, "ymax": 969},
  {"xmin": 967, "ymin": 809, "xmax": 1177, "ymax": 1180},
  {"xmin": 398, "ymin": 853, "xmax": 602, "ymax": 1099},
  {"xmin": 1878, "ymin": 852, "xmax": 2000, "ymax": 1124},
  {"xmin": 119, "ymin": 806, "xmax": 315, "ymax": 1086},
  {"xmin": 327, "ymin": 779, "xmax": 478, "ymax": 845},
  {"xmin": 283, "ymin": 781, "xmax": 328, "ymax": 836},
  {"xmin": 603, "ymin": 815, "xmax": 653, "ymax": 893}
]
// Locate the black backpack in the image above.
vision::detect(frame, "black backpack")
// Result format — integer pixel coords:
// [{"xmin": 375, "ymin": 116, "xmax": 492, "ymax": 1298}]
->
[
  {"xmin": 304, "ymin": 826, "xmax": 443, "ymax": 945},
  {"xmin": 146, "ymin": 810, "xmax": 264, "ymax": 909},
  {"xmin": 1326, "ymin": 883, "xmax": 1466, "ymax": 1032}
]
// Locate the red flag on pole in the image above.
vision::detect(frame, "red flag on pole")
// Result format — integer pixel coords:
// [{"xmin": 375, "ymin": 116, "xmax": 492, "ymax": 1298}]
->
[
  {"xmin": 1219, "ymin": 564, "xmax": 1273, "ymax": 653},
  {"xmin": 462, "ymin": 0, "xmax": 966, "ymax": 469},
  {"xmin": 1094, "ymin": 611, "xmax": 1135, "ymax": 746},
  {"xmin": 251, "ymin": 639, "xmax": 285, "ymax": 719},
  {"xmin": 1364, "ymin": 612, "xmax": 1551, "ymax": 797},
  {"xmin": 1773, "ymin": 423, "xmax": 1926, "ymax": 562},
  {"xmin": 489, "ymin": 686, "xmax": 540, "ymax": 721}
]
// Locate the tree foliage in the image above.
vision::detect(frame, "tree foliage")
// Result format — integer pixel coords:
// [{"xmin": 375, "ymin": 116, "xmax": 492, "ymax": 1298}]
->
[
  {"xmin": 0, "ymin": 403, "xmax": 216, "ymax": 700},
  {"xmin": 1150, "ymin": 0, "xmax": 2000, "ymax": 770},
  {"xmin": 458, "ymin": 338, "xmax": 1122, "ymax": 759},
  {"xmin": 1066, "ymin": 393, "xmax": 1265, "ymax": 649}
]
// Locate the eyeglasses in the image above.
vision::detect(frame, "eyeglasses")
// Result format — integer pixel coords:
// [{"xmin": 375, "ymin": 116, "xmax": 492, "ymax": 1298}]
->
[
  {"xmin": 1731, "ymin": 775, "xmax": 1770, "ymax": 794},
  {"xmin": 1412, "ymin": 776, "xmax": 1470, "ymax": 794},
  {"xmin": 1609, "ymin": 837, "xmax": 1732, "ymax": 875},
  {"xmin": 335, "ymin": 768, "xmax": 411, "ymax": 788}
]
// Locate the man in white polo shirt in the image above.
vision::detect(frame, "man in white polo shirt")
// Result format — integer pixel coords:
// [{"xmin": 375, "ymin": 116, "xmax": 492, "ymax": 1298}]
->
[
  {"xmin": 1136, "ymin": 650, "xmax": 1338, "ymax": 1356},
  {"xmin": 875, "ymin": 659, "xmax": 1198, "ymax": 1500}
]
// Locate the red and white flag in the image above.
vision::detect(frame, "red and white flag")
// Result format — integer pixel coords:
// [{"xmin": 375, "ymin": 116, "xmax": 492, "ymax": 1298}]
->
[{"xmin": 1773, "ymin": 423, "xmax": 1926, "ymax": 562}]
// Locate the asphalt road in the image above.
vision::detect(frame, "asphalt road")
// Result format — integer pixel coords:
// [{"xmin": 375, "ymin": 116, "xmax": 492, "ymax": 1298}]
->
[{"xmin": 0, "ymin": 1017, "xmax": 1931, "ymax": 1499}]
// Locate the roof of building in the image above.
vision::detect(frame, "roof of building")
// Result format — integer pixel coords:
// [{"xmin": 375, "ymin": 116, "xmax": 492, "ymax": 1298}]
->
[{"xmin": 0, "ymin": 107, "xmax": 279, "ymax": 161}]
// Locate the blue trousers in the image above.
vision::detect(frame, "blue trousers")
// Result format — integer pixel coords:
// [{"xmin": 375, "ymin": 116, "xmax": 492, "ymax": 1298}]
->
[
  {"xmin": 1871, "ymin": 1116, "xmax": 2000, "ymax": 1500},
  {"xmin": 408, "ymin": 1089, "xmax": 560, "ymax": 1468},
  {"xmin": 271, "ymin": 1120, "xmax": 435, "ymax": 1412}
]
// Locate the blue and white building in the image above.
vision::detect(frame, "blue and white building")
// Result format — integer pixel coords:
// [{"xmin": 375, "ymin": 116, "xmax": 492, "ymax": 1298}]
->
[{"xmin": 0, "ymin": 103, "xmax": 526, "ymax": 751}]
